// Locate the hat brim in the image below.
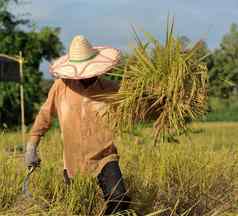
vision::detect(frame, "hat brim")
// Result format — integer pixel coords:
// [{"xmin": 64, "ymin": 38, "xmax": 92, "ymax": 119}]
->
[{"xmin": 49, "ymin": 46, "xmax": 121, "ymax": 80}]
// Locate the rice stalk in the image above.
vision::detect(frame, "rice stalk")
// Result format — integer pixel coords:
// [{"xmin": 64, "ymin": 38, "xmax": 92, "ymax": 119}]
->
[{"xmin": 103, "ymin": 19, "xmax": 208, "ymax": 144}]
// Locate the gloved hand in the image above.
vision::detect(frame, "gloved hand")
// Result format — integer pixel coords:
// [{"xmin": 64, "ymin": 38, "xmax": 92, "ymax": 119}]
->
[{"xmin": 25, "ymin": 143, "xmax": 41, "ymax": 169}]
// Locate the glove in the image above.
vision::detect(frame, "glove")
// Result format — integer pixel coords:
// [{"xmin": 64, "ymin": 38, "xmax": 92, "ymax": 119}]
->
[{"xmin": 25, "ymin": 143, "xmax": 41, "ymax": 169}]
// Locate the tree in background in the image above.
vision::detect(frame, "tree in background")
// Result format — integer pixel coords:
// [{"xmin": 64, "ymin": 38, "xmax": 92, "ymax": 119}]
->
[
  {"xmin": 0, "ymin": 0, "xmax": 64, "ymax": 127},
  {"xmin": 209, "ymin": 23, "xmax": 238, "ymax": 98}
]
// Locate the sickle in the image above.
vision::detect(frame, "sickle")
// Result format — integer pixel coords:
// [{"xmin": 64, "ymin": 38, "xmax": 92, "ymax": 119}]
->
[
  {"xmin": 22, "ymin": 166, "xmax": 36, "ymax": 197},
  {"xmin": 21, "ymin": 166, "xmax": 49, "ymax": 209}
]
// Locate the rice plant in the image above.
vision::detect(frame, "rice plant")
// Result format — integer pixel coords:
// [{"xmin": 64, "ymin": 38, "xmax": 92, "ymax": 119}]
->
[
  {"xmin": 0, "ymin": 123, "xmax": 238, "ymax": 215},
  {"xmin": 105, "ymin": 20, "xmax": 208, "ymax": 144}
]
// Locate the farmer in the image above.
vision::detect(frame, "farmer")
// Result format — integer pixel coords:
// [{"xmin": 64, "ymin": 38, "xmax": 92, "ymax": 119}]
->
[{"xmin": 25, "ymin": 35, "xmax": 130, "ymax": 215}]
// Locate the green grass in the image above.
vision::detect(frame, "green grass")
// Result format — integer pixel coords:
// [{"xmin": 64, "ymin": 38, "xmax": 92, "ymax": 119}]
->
[
  {"xmin": 203, "ymin": 97, "xmax": 238, "ymax": 122},
  {"xmin": 0, "ymin": 122, "xmax": 238, "ymax": 215}
]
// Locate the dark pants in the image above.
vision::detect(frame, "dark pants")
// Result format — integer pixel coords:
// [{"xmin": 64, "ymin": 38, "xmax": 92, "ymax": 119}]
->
[
  {"xmin": 97, "ymin": 161, "xmax": 131, "ymax": 215},
  {"xmin": 63, "ymin": 161, "xmax": 130, "ymax": 215}
]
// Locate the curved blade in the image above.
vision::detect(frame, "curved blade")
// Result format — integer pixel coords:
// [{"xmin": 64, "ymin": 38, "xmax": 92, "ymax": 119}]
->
[{"xmin": 22, "ymin": 166, "xmax": 36, "ymax": 197}]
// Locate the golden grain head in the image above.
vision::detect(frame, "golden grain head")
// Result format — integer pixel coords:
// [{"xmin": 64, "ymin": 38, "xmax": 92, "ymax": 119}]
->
[{"xmin": 100, "ymin": 22, "xmax": 208, "ymax": 144}]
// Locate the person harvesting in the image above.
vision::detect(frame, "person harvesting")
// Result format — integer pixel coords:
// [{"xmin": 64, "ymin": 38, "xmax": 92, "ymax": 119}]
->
[{"xmin": 25, "ymin": 35, "xmax": 130, "ymax": 215}]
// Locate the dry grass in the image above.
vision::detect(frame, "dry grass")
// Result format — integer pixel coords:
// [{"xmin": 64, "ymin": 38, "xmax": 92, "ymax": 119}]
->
[
  {"xmin": 104, "ymin": 21, "xmax": 208, "ymax": 144},
  {"xmin": 0, "ymin": 122, "xmax": 237, "ymax": 215}
]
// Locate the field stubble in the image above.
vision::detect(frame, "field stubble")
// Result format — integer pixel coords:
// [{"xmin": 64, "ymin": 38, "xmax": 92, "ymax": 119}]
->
[{"xmin": 0, "ymin": 122, "xmax": 237, "ymax": 216}]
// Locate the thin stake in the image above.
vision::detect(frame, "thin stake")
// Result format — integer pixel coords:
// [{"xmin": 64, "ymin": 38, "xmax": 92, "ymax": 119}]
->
[{"xmin": 19, "ymin": 51, "xmax": 25, "ymax": 148}]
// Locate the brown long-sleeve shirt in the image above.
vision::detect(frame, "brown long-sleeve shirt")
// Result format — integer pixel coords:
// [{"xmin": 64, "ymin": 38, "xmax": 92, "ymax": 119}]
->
[{"xmin": 29, "ymin": 78, "xmax": 119, "ymax": 177}]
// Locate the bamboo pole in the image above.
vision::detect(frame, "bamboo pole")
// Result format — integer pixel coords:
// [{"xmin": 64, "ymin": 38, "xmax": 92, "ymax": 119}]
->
[
  {"xmin": 0, "ymin": 53, "xmax": 25, "ymax": 148},
  {"xmin": 19, "ymin": 51, "xmax": 25, "ymax": 148}
]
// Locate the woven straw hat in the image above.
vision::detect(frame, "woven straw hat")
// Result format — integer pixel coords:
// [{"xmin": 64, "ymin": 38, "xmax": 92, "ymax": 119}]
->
[{"xmin": 49, "ymin": 35, "xmax": 121, "ymax": 79}]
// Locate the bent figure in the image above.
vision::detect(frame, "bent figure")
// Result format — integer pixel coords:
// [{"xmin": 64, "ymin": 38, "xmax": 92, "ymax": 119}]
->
[{"xmin": 25, "ymin": 35, "xmax": 130, "ymax": 215}]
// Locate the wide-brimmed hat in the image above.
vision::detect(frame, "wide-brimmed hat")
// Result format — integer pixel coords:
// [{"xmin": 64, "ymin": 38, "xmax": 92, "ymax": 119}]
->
[{"xmin": 49, "ymin": 35, "xmax": 121, "ymax": 79}]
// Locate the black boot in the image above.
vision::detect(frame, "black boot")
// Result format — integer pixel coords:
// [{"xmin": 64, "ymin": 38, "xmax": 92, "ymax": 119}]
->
[
  {"xmin": 97, "ymin": 161, "xmax": 131, "ymax": 215},
  {"xmin": 63, "ymin": 169, "xmax": 71, "ymax": 186}
]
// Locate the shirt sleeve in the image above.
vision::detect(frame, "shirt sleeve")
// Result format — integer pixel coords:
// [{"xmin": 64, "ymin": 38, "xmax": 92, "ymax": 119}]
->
[{"xmin": 30, "ymin": 81, "xmax": 58, "ymax": 137}]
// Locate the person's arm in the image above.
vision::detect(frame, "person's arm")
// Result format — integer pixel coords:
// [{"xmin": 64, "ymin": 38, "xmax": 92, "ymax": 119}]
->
[{"xmin": 25, "ymin": 81, "xmax": 57, "ymax": 168}]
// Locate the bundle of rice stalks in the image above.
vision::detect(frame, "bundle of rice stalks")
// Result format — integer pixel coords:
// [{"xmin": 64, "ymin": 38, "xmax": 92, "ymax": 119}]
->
[{"xmin": 105, "ymin": 22, "xmax": 208, "ymax": 144}]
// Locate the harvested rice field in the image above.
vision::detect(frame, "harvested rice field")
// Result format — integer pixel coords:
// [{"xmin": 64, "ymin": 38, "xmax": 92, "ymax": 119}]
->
[{"xmin": 0, "ymin": 122, "xmax": 237, "ymax": 215}]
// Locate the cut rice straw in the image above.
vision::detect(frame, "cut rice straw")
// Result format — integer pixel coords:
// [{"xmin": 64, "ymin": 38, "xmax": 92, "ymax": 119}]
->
[{"xmin": 101, "ymin": 19, "xmax": 208, "ymax": 145}]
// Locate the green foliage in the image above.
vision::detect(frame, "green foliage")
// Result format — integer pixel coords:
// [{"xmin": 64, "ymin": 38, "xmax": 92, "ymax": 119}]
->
[
  {"xmin": 209, "ymin": 23, "xmax": 238, "ymax": 98},
  {"xmin": 0, "ymin": 0, "xmax": 18, "ymax": 12},
  {"xmin": 0, "ymin": 0, "xmax": 64, "ymax": 127},
  {"xmin": 203, "ymin": 96, "xmax": 238, "ymax": 122},
  {"xmin": 178, "ymin": 24, "xmax": 238, "ymax": 121}
]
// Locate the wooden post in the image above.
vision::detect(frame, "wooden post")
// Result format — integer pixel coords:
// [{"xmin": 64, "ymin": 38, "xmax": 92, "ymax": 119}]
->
[{"xmin": 19, "ymin": 51, "xmax": 25, "ymax": 148}]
